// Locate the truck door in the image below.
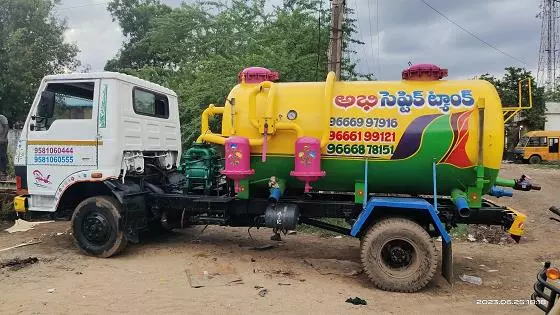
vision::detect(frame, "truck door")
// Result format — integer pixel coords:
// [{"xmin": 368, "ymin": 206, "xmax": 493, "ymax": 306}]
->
[
  {"xmin": 25, "ymin": 80, "xmax": 100, "ymax": 211},
  {"xmin": 549, "ymin": 137, "xmax": 559, "ymax": 161}
]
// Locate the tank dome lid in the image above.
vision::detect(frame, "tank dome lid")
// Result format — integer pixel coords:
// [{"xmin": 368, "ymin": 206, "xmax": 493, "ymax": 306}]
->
[
  {"xmin": 238, "ymin": 67, "xmax": 279, "ymax": 83},
  {"xmin": 402, "ymin": 63, "xmax": 448, "ymax": 81}
]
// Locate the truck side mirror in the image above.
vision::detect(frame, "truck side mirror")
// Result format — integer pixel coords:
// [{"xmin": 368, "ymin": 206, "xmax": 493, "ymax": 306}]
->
[{"xmin": 37, "ymin": 91, "xmax": 55, "ymax": 118}]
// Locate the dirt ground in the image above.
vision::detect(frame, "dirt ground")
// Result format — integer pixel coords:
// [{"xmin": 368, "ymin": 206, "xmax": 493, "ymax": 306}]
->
[{"xmin": 0, "ymin": 163, "xmax": 558, "ymax": 315}]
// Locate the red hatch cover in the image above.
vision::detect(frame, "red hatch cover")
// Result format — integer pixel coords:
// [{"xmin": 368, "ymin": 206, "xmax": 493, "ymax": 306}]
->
[
  {"xmin": 402, "ymin": 64, "xmax": 448, "ymax": 81},
  {"xmin": 238, "ymin": 67, "xmax": 280, "ymax": 83}
]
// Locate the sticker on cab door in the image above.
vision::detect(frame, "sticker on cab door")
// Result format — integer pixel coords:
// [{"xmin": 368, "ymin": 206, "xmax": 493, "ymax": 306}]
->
[{"xmin": 27, "ymin": 144, "xmax": 96, "ymax": 166}]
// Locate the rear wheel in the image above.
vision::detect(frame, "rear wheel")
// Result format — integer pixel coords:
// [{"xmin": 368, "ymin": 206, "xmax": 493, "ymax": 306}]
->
[
  {"xmin": 71, "ymin": 196, "xmax": 127, "ymax": 258},
  {"xmin": 360, "ymin": 217, "xmax": 438, "ymax": 292},
  {"xmin": 529, "ymin": 155, "xmax": 542, "ymax": 164}
]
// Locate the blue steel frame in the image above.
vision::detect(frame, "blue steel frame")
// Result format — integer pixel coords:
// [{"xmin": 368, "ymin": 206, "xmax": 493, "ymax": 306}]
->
[{"xmin": 349, "ymin": 196, "xmax": 451, "ymax": 244}]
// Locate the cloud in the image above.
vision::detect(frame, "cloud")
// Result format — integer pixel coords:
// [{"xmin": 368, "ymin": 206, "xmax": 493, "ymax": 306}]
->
[
  {"xmin": 55, "ymin": 0, "xmax": 541, "ymax": 79},
  {"xmin": 349, "ymin": 0, "xmax": 541, "ymax": 79},
  {"xmin": 56, "ymin": 0, "xmax": 124, "ymax": 71}
]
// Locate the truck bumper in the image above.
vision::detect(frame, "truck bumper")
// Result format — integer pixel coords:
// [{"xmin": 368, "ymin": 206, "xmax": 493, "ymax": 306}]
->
[
  {"xmin": 505, "ymin": 206, "xmax": 526, "ymax": 241},
  {"xmin": 531, "ymin": 264, "xmax": 560, "ymax": 313},
  {"xmin": 13, "ymin": 195, "xmax": 28, "ymax": 213}
]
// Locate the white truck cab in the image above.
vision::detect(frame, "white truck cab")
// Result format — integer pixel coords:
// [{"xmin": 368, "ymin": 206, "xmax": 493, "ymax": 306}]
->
[{"xmin": 14, "ymin": 72, "xmax": 181, "ymax": 214}]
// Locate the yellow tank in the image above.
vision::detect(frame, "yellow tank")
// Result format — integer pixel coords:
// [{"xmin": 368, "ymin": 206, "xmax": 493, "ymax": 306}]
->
[{"xmin": 197, "ymin": 65, "xmax": 505, "ymax": 206}]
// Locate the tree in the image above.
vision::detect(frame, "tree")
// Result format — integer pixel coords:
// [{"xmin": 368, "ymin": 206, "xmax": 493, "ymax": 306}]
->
[
  {"xmin": 480, "ymin": 67, "xmax": 545, "ymax": 130},
  {"xmin": 480, "ymin": 67, "xmax": 546, "ymax": 151},
  {"xmin": 106, "ymin": 0, "xmax": 371, "ymax": 146},
  {"xmin": 0, "ymin": 0, "xmax": 79, "ymax": 126}
]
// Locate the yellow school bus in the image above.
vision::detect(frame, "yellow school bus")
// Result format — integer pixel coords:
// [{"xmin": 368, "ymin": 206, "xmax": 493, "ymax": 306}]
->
[{"xmin": 514, "ymin": 130, "xmax": 560, "ymax": 164}]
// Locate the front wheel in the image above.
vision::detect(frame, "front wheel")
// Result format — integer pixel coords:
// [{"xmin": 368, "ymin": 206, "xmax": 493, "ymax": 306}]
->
[
  {"xmin": 71, "ymin": 196, "xmax": 128, "ymax": 258},
  {"xmin": 529, "ymin": 155, "xmax": 542, "ymax": 164},
  {"xmin": 360, "ymin": 217, "xmax": 438, "ymax": 292}
]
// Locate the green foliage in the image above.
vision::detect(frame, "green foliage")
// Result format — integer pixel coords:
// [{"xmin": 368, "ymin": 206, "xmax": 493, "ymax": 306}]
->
[
  {"xmin": 7, "ymin": 153, "xmax": 14, "ymax": 179},
  {"xmin": 479, "ymin": 67, "xmax": 546, "ymax": 131},
  {"xmin": 0, "ymin": 0, "xmax": 79, "ymax": 125},
  {"xmin": 106, "ymin": 0, "xmax": 371, "ymax": 147}
]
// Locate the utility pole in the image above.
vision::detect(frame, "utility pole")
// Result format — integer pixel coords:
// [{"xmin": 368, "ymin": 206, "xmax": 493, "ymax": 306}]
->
[{"xmin": 328, "ymin": 0, "xmax": 345, "ymax": 79}]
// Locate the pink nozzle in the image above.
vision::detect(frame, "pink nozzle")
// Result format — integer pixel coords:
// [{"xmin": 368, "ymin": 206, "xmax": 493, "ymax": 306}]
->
[
  {"xmin": 290, "ymin": 137, "xmax": 326, "ymax": 192},
  {"xmin": 222, "ymin": 137, "xmax": 254, "ymax": 185}
]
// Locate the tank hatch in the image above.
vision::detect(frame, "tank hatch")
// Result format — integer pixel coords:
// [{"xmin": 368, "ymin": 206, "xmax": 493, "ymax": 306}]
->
[
  {"xmin": 238, "ymin": 67, "xmax": 279, "ymax": 83},
  {"xmin": 402, "ymin": 63, "xmax": 448, "ymax": 81}
]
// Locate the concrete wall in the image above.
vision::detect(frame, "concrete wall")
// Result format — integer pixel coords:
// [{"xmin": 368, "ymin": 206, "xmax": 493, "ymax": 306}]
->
[
  {"xmin": 545, "ymin": 114, "xmax": 560, "ymax": 131},
  {"xmin": 7, "ymin": 129, "xmax": 21, "ymax": 157},
  {"xmin": 546, "ymin": 102, "xmax": 560, "ymax": 131}
]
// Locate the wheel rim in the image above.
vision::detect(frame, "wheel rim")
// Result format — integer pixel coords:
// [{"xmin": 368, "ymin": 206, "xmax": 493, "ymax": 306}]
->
[
  {"xmin": 377, "ymin": 238, "xmax": 419, "ymax": 278},
  {"xmin": 82, "ymin": 212, "xmax": 112, "ymax": 245}
]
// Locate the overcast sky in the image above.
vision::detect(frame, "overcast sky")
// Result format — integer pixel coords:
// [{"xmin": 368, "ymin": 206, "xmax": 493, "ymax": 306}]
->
[{"xmin": 56, "ymin": 0, "xmax": 542, "ymax": 80}]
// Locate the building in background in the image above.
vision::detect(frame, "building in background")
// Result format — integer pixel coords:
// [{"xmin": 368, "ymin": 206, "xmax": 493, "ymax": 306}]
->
[{"xmin": 545, "ymin": 102, "xmax": 560, "ymax": 131}]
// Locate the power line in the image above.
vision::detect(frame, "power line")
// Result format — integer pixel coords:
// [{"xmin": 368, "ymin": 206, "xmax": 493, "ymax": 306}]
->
[
  {"xmin": 418, "ymin": 0, "xmax": 528, "ymax": 66},
  {"xmin": 352, "ymin": 0, "xmax": 372, "ymax": 76},
  {"xmin": 366, "ymin": 0, "xmax": 376, "ymax": 78},
  {"xmin": 376, "ymin": 0, "xmax": 380, "ymax": 78}
]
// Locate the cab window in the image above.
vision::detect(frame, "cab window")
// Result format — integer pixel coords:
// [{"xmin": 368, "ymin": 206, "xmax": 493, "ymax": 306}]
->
[
  {"xmin": 34, "ymin": 82, "xmax": 94, "ymax": 130},
  {"xmin": 133, "ymin": 88, "xmax": 169, "ymax": 119},
  {"xmin": 526, "ymin": 136, "xmax": 547, "ymax": 147}
]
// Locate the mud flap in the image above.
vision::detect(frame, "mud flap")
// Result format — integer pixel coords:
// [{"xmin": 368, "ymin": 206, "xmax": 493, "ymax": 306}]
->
[
  {"xmin": 442, "ymin": 240, "xmax": 453, "ymax": 285},
  {"xmin": 103, "ymin": 180, "xmax": 148, "ymax": 243}
]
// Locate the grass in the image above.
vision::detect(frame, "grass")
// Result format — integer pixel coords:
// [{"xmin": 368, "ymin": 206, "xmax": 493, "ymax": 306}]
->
[
  {"xmin": 450, "ymin": 224, "xmax": 469, "ymax": 239},
  {"xmin": 7, "ymin": 153, "xmax": 14, "ymax": 179},
  {"xmin": 297, "ymin": 218, "xmax": 350, "ymax": 238},
  {"xmin": 0, "ymin": 194, "xmax": 15, "ymax": 220}
]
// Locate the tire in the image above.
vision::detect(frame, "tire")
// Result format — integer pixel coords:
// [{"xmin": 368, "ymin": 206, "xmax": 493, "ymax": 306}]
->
[
  {"xmin": 360, "ymin": 217, "xmax": 438, "ymax": 292},
  {"xmin": 71, "ymin": 196, "xmax": 128, "ymax": 258},
  {"xmin": 528, "ymin": 155, "xmax": 542, "ymax": 164}
]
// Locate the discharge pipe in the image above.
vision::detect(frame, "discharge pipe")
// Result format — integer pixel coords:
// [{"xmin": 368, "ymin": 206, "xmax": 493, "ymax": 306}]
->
[
  {"xmin": 495, "ymin": 175, "xmax": 541, "ymax": 191},
  {"xmin": 451, "ymin": 188, "xmax": 471, "ymax": 218},
  {"xmin": 268, "ymin": 177, "xmax": 285, "ymax": 203},
  {"xmin": 488, "ymin": 186, "xmax": 513, "ymax": 198}
]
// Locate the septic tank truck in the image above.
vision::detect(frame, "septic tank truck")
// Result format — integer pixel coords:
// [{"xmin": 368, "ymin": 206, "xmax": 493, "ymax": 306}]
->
[{"xmin": 12, "ymin": 64, "xmax": 539, "ymax": 292}]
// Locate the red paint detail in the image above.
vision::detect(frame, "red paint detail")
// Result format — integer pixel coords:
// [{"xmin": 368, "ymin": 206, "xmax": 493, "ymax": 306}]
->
[
  {"xmin": 334, "ymin": 95, "xmax": 377, "ymax": 111},
  {"xmin": 32, "ymin": 170, "xmax": 51, "ymax": 185},
  {"xmin": 356, "ymin": 95, "xmax": 378, "ymax": 110},
  {"xmin": 334, "ymin": 95, "xmax": 356, "ymax": 108},
  {"xmin": 441, "ymin": 111, "xmax": 473, "ymax": 167}
]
